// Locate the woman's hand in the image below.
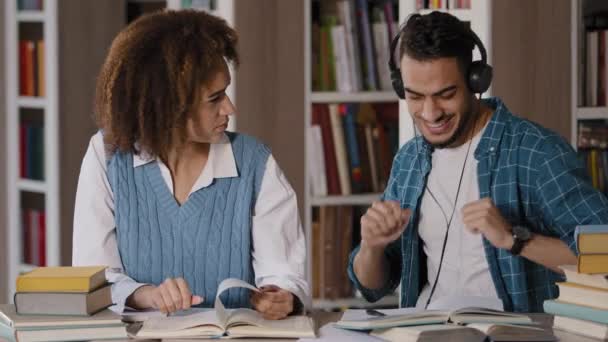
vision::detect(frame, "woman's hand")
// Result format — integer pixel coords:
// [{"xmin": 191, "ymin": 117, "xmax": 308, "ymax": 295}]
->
[
  {"xmin": 127, "ymin": 277, "xmax": 203, "ymax": 314},
  {"xmin": 251, "ymin": 285, "xmax": 295, "ymax": 320}
]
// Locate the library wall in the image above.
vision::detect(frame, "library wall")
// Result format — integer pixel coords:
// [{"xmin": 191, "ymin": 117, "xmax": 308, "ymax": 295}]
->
[
  {"xmin": 235, "ymin": 0, "xmax": 306, "ymax": 214},
  {"xmin": 0, "ymin": 0, "xmax": 7, "ymax": 304},
  {"xmin": 492, "ymin": 0, "xmax": 572, "ymax": 141},
  {"xmin": 57, "ymin": 0, "xmax": 125, "ymax": 264}
]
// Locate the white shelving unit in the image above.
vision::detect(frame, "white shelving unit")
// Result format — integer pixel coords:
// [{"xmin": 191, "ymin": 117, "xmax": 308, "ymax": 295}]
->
[
  {"xmin": 570, "ymin": 0, "xmax": 608, "ymax": 147},
  {"xmin": 303, "ymin": 0, "xmax": 493, "ymax": 310},
  {"xmin": 166, "ymin": 0, "xmax": 236, "ymax": 132},
  {"xmin": 5, "ymin": 0, "xmax": 60, "ymax": 301}
]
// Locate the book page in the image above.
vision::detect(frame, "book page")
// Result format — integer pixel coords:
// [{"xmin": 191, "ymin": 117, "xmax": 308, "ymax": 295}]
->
[
  {"xmin": 449, "ymin": 308, "xmax": 533, "ymax": 325},
  {"xmin": 140, "ymin": 309, "xmax": 221, "ymax": 332},
  {"xmin": 335, "ymin": 309, "xmax": 450, "ymax": 330},
  {"xmin": 214, "ymin": 278, "xmax": 260, "ymax": 325},
  {"xmin": 427, "ymin": 295, "xmax": 504, "ymax": 311}
]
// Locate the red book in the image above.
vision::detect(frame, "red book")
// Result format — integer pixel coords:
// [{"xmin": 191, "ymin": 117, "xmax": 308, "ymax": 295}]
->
[
  {"xmin": 22, "ymin": 209, "xmax": 30, "ymax": 264},
  {"xmin": 19, "ymin": 41, "xmax": 28, "ymax": 96},
  {"xmin": 598, "ymin": 31, "xmax": 606, "ymax": 106},
  {"xmin": 38, "ymin": 210, "xmax": 46, "ymax": 266},
  {"xmin": 312, "ymin": 105, "xmax": 341, "ymax": 195}
]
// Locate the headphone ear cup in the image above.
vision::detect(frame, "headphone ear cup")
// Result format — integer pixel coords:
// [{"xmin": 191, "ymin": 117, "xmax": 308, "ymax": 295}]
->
[
  {"xmin": 467, "ymin": 61, "xmax": 493, "ymax": 94},
  {"xmin": 391, "ymin": 67, "xmax": 406, "ymax": 99}
]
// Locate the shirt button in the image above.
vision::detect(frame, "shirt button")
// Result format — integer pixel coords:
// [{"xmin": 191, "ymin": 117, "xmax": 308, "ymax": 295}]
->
[{"xmin": 490, "ymin": 147, "xmax": 495, "ymax": 151}]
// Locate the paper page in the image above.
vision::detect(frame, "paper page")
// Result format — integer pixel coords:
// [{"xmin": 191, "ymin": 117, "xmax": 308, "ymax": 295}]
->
[
  {"xmin": 427, "ymin": 295, "xmax": 504, "ymax": 311},
  {"xmin": 340, "ymin": 307, "xmax": 422, "ymax": 321},
  {"xmin": 121, "ymin": 308, "xmax": 166, "ymax": 322},
  {"xmin": 298, "ymin": 323, "xmax": 384, "ymax": 342},
  {"xmin": 214, "ymin": 278, "xmax": 260, "ymax": 326},
  {"xmin": 140, "ymin": 309, "xmax": 220, "ymax": 332}
]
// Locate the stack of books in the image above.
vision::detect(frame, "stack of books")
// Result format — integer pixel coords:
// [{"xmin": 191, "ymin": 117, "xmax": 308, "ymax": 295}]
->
[
  {"xmin": 543, "ymin": 225, "xmax": 608, "ymax": 340},
  {"xmin": 0, "ymin": 266, "xmax": 127, "ymax": 341}
]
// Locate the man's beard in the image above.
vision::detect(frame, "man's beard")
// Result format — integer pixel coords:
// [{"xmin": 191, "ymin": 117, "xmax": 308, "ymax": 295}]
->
[{"xmin": 422, "ymin": 106, "xmax": 476, "ymax": 149}]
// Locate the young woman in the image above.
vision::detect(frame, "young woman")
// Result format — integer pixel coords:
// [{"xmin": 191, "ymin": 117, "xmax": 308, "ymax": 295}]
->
[{"xmin": 72, "ymin": 9, "xmax": 308, "ymax": 320}]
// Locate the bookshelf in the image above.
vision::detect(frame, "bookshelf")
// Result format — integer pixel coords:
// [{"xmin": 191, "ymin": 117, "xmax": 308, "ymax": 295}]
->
[
  {"xmin": 571, "ymin": 0, "xmax": 608, "ymax": 195},
  {"xmin": 5, "ymin": 0, "xmax": 60, "ymax": 301},
  {"xmin": 4, "ymin": 0, "xmax": 124, "ymax": 302},
  {"xmin": 303, "ymin": 0, "xmax": 492, "ymax": 310}
]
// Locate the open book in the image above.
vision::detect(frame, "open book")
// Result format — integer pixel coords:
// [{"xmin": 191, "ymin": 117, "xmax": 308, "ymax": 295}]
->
[
  {"xmin": 132, "ymin": 278, "xmax": 315, "ymax": 339},
  {"xmin": 334, "ymin": 307, "xmax": 534, "ymax": 331},
  {"xmin": 371, "ymin": 323, "xmax": 556, "ymax": 342}
]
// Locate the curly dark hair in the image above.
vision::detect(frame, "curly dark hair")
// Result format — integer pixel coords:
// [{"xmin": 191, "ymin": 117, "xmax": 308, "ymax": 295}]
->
[
  {"xmin": 399, "ymin": 11, "xmax": 474, "ymax": 76},
  {"xmin": 95, "ymin": 9, "xmax": 239, "ymax": 158}
]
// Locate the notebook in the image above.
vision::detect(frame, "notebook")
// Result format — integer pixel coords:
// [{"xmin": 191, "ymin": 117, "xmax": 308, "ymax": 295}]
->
[{"xmin": 132, "ymin": 278, "xmax": 315, "ymax": 339}]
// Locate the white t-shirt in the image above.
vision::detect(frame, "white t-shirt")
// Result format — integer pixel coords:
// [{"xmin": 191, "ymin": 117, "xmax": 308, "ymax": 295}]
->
[{"xmin": 415, "ymin": 123, "xmax": 500, "ymax": 309}]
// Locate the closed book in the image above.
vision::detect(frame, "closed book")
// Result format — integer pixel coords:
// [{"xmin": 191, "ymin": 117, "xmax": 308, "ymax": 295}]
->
[
  {"xmin": 543, "ymin": 300, "xmax": 608, "ymax": 325},
  {"xmin": 14, "ymin": 284, "xmax": 112, "ymax": 315},
  {"xmin": 0, "ymin": 304, "xmax": 126, "ymax": 342},
  {"xmin": 559, "ymin": 265, "xmax": 608, "ymax": 290},
  {"xmin": 557, "ymin": 282, "xmax": 608, "ymax": 310},
  {"xmin": 578, "ymin": 254, "xmax": 608, "ymax": 274},
  {"xmin": 574, "ymin": 224, "xmax": 608, "ymax": 254},
  {"xmin": 371, "ymin": 323, "xmax": 555, "ymax": 342},
  {"xmin": 17, "ymin": 266, "xmax": 107, "ymax": 292},
  {"xmin": 553, "ymin": 315, "xmax": 608, "ymax": 340}
]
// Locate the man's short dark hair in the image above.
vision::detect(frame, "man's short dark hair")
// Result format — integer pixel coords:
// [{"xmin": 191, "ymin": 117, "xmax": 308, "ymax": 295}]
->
[{"xmin": 399, "ymin": 11, "xmax": 475, "ymax": 76}]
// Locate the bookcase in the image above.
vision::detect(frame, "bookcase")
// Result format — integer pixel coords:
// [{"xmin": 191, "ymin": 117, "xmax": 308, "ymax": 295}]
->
[
  {"xmin": 5, "ymin": 0, "xmax": 60, "ymax": 302},
  {"xmin": 304, "ymin": 0, "xmax": 492, "ymax": 310},
  {"xmin": 571, "ymin": 0, "xmax": 608, "ymax": 195},
  {"xmin": 4, "ymin": 0, "xmax": 124, "ymax": 302}
]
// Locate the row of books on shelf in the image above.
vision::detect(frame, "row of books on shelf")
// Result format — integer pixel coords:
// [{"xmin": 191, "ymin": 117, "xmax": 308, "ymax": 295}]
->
[
  {"xmin": 583, "ymin": 29, "xmax": 608, "ymax": 107},
  {"xmin": 21, "ymin": 207, "xmax": 46, "ymax": 267},
  {"xmin": 311, "ymin": 205, "xmax": 363, "ymax": 299},
  {"xmin": 19, "ymin": 121, "xmax": 44, "ymax": 180},
  {"xmin": 416, "ymin": 0, "xmax": 471, "ymax": 10},
  {"xmin": 19, "ymin": 39, "xmax": 45, "ymax": 97},
  {"xmin": 544, "ymin": 225, "xmax": 608, "ymax": 340},
  {"xmin": 309, "ymin": 103, "xmax": 398, "ymax": 196},
  {"xmin": 311, "ymin": 0, "xmax": 397, "ymax": 92},
  {"xmin": 578, "ymin": 119, "xmax": 608, "ymax": 148},
  {"xmin": 17, "ymin": 0, "xmax": 43, "ymax": 11},
  {"xmin": 0, "ymin": 266, "xmax": 127, "ymax": 341},
  {"xmin": 580, "ymin": 149, "xmax": 608, "ymax": 195}
]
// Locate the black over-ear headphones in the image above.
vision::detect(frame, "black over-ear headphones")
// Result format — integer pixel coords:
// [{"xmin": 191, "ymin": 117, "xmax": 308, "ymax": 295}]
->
[{"xmin": 388, "ymin": 15, "xmax": 493, "ymax": 99}]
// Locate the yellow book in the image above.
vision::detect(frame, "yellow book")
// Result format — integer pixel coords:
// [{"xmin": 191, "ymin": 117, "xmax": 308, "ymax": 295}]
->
[
  {"xmin": 578, "ymin": 255, "xmax": 608, "ymax": 274},
  {"xmin": 578, "ymin": 233, "xmax": 608, "ymax": 254},
  {"xmin": 17, "ymin": 266, "xmax": 107, "ymax": 293}
]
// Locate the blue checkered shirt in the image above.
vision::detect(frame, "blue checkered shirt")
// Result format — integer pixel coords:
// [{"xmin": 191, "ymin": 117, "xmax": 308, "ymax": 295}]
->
[{"xmin": 348, "ymin": 97, "xmax": 608, "ymax": 312}]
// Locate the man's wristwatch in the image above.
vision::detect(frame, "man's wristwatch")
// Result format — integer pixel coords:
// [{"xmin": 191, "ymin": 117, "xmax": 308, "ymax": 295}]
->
[{"xmin": 509, "ymin": 225, "xmax": 532, "ymax": 255}]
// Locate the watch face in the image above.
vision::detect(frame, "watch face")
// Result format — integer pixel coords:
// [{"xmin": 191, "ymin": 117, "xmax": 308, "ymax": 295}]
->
[{"xmin": 513, "ymin": 226, "xmax": 531, "ymax": 240}]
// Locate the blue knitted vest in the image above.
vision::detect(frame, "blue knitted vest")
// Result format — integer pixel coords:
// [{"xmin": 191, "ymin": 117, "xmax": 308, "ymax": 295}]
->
[{"xmin": 107, "ymin": 132, "xmax": 270, "ymax": 308}]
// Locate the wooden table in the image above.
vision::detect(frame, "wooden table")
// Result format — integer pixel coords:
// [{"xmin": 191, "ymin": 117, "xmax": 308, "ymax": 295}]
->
[{"xmin": 96, "ymin": 311, "xmax": 603, "ymax": 342}]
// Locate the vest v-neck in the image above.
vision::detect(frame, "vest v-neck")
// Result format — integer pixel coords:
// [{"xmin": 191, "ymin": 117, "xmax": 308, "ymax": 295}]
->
[{"xmin": 145, "ymin": 161, "xmax": 210, "ymax": 220}]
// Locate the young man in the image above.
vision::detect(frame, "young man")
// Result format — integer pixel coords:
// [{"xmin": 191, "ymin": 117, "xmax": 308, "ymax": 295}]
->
[{"xmin": 348, "ymin": 12, "xmax": 608, "ymax": 312}]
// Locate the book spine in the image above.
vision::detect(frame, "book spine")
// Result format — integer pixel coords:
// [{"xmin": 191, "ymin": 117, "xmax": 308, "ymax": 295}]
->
[{"xmin": 544, "ymin": 300, "xmax": 608, "ymax": 324}]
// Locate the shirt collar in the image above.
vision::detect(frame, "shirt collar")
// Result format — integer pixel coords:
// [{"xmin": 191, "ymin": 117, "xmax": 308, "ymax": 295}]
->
[
  {"xmin": 474, "ymin": 97, "xmax": 510, "ymax": 160},
  {"xmin": 413, "ymin": 97, "xmax": 509, "ymax": 160},
  {"xmin": 132, "ymin": 133, "xmax": 238, "ymax": 180}
]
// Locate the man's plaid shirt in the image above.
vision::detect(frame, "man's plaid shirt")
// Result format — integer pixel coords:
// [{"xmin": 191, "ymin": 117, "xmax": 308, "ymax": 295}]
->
[{"xmin": 348, "ymin": 97, "xmax": 608, "ymax": 312}]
